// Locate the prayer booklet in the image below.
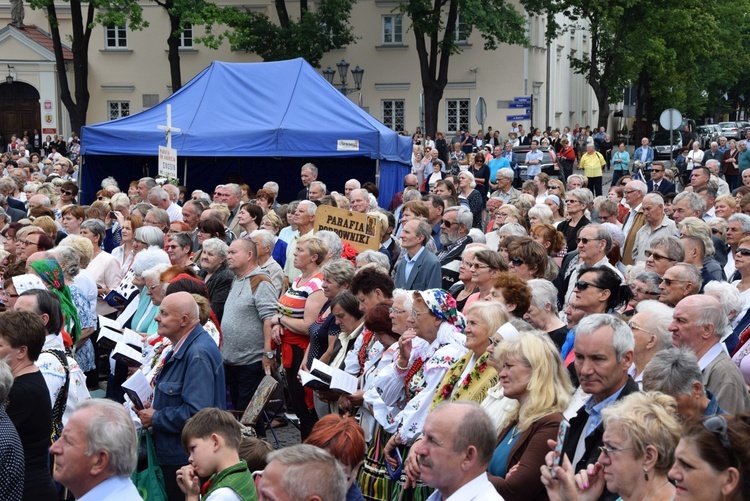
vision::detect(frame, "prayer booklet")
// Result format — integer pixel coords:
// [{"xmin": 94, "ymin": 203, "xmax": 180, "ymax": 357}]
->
[
  {"xmin": 300, "ymin": 359, "xmax": 358, "ymax": 395},
  {"xmin": 122, "ymin": 369, "xmax": 153, "ymax": 411}
]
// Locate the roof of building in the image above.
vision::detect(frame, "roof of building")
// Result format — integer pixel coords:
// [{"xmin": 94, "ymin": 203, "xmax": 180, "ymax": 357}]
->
[{"xmin": 11, "ymin": 24, "xmax": 73, "ymax": 60}]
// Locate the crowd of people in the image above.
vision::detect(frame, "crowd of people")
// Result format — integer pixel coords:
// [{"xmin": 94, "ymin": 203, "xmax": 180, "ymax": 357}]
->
[{"xmin": 1, "ymin": 124, "xmax": 750, "ymax": 501}]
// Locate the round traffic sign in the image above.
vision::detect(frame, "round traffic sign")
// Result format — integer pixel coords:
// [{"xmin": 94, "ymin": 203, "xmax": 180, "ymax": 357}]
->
[{"xmin": 659, "ymin": 108, "xmax": 682, "ymax": 131}]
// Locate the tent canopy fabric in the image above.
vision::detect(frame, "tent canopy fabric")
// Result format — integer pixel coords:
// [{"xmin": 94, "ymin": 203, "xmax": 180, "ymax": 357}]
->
[{"xmin": 80, "ymin": 58, "xmax": 412, "ymax": 162}]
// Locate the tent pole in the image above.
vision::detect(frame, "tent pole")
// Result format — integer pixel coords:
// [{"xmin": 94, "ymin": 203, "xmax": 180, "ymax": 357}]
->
[
  {"xmin": 375, "ymin": 159, "xmax": 380, "ymax": 188},
  {"xmin": 183, "ymin": 158, "xmax": 188, "ymax": 187}
]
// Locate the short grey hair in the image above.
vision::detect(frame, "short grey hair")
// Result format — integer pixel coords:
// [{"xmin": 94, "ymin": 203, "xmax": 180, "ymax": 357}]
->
[
  {"xmin": 263, "ymin": 181, "xmax": 279, "ymax": 195},
  {"xmin": 497, "ymin": 222, "xmax": 527, "ymax": 236},
  {"xmin": 633, "ymin": 300, "xmax": 674, "ymax": 351},
  {"xmin": 301, "ymin": 163, "xmax": 319, "ymax": 176},
  {"xmin": 444, "ymin": 205, "xmax": 473, "ymax": 229},
  {"xmin": 440, "ymin": 402, "xmax": 497, "ymax": 466},
  {"xmin": 629, "ymin": 180, "xmax": 648, "ymax": 196},
  {"xmin": 585, "ymin": 223, "xmax": 614, "ymax": 253},
  {"xmin": 247, "ymin": 230, "xmax": 274, "ymax": 252},
  {"xmin": 704, "ymin": 281, "xmax": 743, "ymax": 322},
  {"xmin": 527, "ymin": 279, "xmax": 559, "ymax": 315},
  {"xmin": 415, "ymin": 220, "xmax": 433, "ymax": 247},
  {"xmin": 298, "ymin": 200, "xmax": 317, "ymax": 217},
  {"xmin": 460, "ymin": 170, "xmax": 477, "ymax": 188},
  {"xmin": 642, "ymin": 347, "xmax": 704, "ymax": 397},
  {"xmin": 567, "ymin": 188, "xmax": 594, "ymax": 206},
  {"xmin": 77, "ymin": 399, "xmax": 138, "ymax": 477},
  {"xmin": 147, "ymin": 207, "xmax": 171, "ymax": 229},
  {"xmin": 134, "ymin": 226, "xmax": 166, "ymax": 248},
  {"xmin": 310, "ymin": 180, "xmax": 327, "ymax": 193},
  {"xmin": 643, "ymin": 192, "xmax": 664, "ymax": 206},
  {"xmin": 670, "ymin": 263, "xmax": 703, "ymax": 294},
  {"xmin": 345, "ymin": 179, "xmax": 361, "ymax": 190},
  {"xmin": 633, "ymin": 270, "xmax": 662, "ymax": 294},
  {"xmin": 131, "ymin": 248, "xmax": 170, "ymax": 276},
  {"xmin": 202, "ymin": 237, "xmax": 229, "ymax": 259},
  {"xmin": 728, "ymin": 213, "xmax": 750, "ymax": 233},
  {"xmin": 497, "ymin": 168, "xmax": 514, "ymax": 181},
  {"xmin": 355, "ymin": 250, "xmax": 391, "ymax": 272},
  {"xmin": 576, "ymin": 314, "xmax": 634, "ymax": 362},
  {"xmin": 81, "ymin": 218, "xmax": 106, "ymax": 244},
  {"xmin": 139, "ymin": 177, "xmax": 157, "ymax": 189},
  {"xmin": 392, "ymin": 288, "xmax": 414, "ymax": 313},
  {"xmin": 141, "ymin": 263, "xmax": 171, "ymax": 283},
  {"xmin": 225, "ymin": 183, "xmax": 242, "ymax": 198},
  {"xmin": 148, "ymin": 187, "xmax": 169, "ymax": 203},
  {"xmin": 266, "ymin": 444, "xmax": 346, "ymax": 501},
  {"xmin": 315, "ymin": 230, "xmax": 342, "ymax": 260},
  {"xmin": 687, "ymin": 293, "xmax": 727, "ymax": 337},
  {"xmin": 673, "ymin": 191, "xmax": 706, "ymax": 215},
  {"xmin": 650, "ymin": 236, "xmax": 685, "ymax": 262},
  {"xmin": 321, "ymin": 259, "xmax": 356, "ymax": 286},
  {"xmin": 0, "ymin": 360, "xmax": 13, "ymax": 402},
  {"xmin": 403, "ymin": 189, "xmax": 422, "ymax": 203},
  {"xmin": 47, "ymin": 246, "xmax": 81, "ymax": 278}
]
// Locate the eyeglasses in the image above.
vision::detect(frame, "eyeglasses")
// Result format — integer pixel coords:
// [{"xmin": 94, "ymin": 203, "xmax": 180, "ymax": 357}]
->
[
  {"xmin": 598, "ymin": 445, "xmax": 633, "ymax": 458},
  {"xmin": 410, "ymin": 310, "xmax": 431, "ymax": 319},
  {"xmin": 389, "ymin": 306, "xmax": 406, "ymax": 315},
  {"xmin": 644, "ymin": 250, "xmax": 676, "ymax": 262},
  {"xmin": 509, "ymin": 257, "xmax": 525, "ymax": 267},
  {"xmin": 166, "ymin": 244, "xmax": 182, "ymax": 250},
  {"xmin": 567, "ymin": 199, "xmax": 581, "ymax": 205},
  {"xmin": 623, "ymin": 189, "xmax": 639, "ymax": 195},
  {"xmin": 576, "ymin": 237, "xmax": 603, "ymax": 245},
  {"xmin": 710, "ymin": 228, "xmax": 721, "ymax": 235},
  {"xmin": 470, "ymin": 262, "xmax": 491, "ymax": 270},
  {"xmin": 546, "ymin": 185, "xmax": 559, "ymax": 190},
  {"xmin": 488, "ymin": 337, "xmax": 502, "ymax": 347},
  {"xmin": 628, "ymin": 321, "xmax": 655, "ymax": 335},
  {"xmin": 441, "ymin": 219, "xmax": 456, "ymax": 228},
  {"xmin": 651, "ymin": 168, "xmax": 664, "ymax": 173},
  {"xmin": 736, "ymin": 248, "xmax": 750, "ymax": 257},
  {"xmin": 133, "ymin": 239, "xmax": 146, "ymax": 245},
  {"xmin": 60, "ymin": 189, "xmax": 73, "ymax": 196},
  {"xmin": 574, "ymin": 280, "xmax": 603, "ymax": 291},
  {"xmin": 660, "ymin": 277, "xmax": 688, "ymax": 287},
  {"xmin": 703, "ymin": 415, "xmax": 732, "ymax": 450},
  {"xmin": 630, "ymin": 285, "xmax": 659, "ymax": 296},
  {"xmin": 16, "ymin": 239, "xmax": 38, "ymax": 247},
  {"xmin": 146, "ymin": 283, "xmax": 161, "ymax": 291}
]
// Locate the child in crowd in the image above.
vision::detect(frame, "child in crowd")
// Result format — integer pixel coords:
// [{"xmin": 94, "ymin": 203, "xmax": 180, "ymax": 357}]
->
[{"xmin": 177, "ymin": 408, "xmax": 258, "ymax": 501}]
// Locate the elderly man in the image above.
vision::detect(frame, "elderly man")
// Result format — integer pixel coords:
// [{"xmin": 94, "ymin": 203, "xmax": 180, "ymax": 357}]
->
[
  {"xmin": 633, "ymin": 136, "xmax": 654, "ymax": 170},
  {"xmin": 308, "ymin": 180, "xmax": 327, "ymax": 201},
  {"xmin": 405, "ymin": 402, "xmax": 501, "ymax": 500},
  {"xmin": 395, "ymin": 219, "xmax": 442, "ymax": 290},
  {"xmin": 181, "ymin": 199, "xmax": 204, "ymax": 251},
  {"xmin": 704, "ymin": 158, "xmax": 730, "ymax": 196},
  {"xmin": 562, "ymin": 314, "xmax": 638, "ymax": 494},
  {"xmin": 487, "ymin": 145, "xmax": 511, "ymax": 192},
  {"xmin": 557, "ymin": 224, "xmax": 622, "ymax": 307},
  {"xmin": 671, "ymin": 190, "xmax": 705, "ymax": 226},
  {"xmin": 669, "ymin": 295, "xmax": 750, "ymax": 414},
  {"xmin": 344, "ymin": 179, "xmax": 361, "ymax": 200},
  {"xmin": 438, "ymin": 206, "xmax": 473, "ymax": 290},
  {"xmin": 51, "ymin": 399, "xmax": 140, "ymax": 500},
  {"xmin": 222, "ymin": 238, "xmax": 278, "ymax": 435},
  {"xmin": 643, "ymin": 347, "xmax": 725, "ymax": 420},
  {"xmin": 627, "ymin": 299, "xmax": 674, "ymax": 386},
  {"xmin": 249, "ymin": 229, "xmax": 284, "ymax": 297},
  {"xmin": 633, "ymin": 193, "xmax": 676, "ymax": 263},
  {"xmin": 422, "ymin": 193, "xmax": 445, "ymax": 251},
  {"xmin": 725, "ymin": 213, "xmax": 750, "ymax": 280},
  {"xmin": 489, "ymin": 167, "xmax": 522, "ymax": 205},
  {"xmin": 695, "ymin": 186, "xmax": 717, "ymax": 221},
  {"xmin": 646, "ymin": 161, "xmax": 675, "ymax": 194},
  {"xmin": 350, "ymin": 188, "xmax": 370, "ymax": 214},
  {"xmin": 148, "ymin": 186, "xmax": 183, "ymax": 223},
  {"xmin": 566, "ymin": 174, "xmax": 585, "ymax": 191},
  {"xmin": 259, "ymin": 444, "xmax": 347, "ymax": 500},
  {"xmin": 283, "ymin": 200, "xmax": 316, "ymax": 282},
  {"xmin": 621, "ymin": 180, "xmax": 647, "ymax": 264},
  {"xmin": 658, "ymin": 262, "xmax": 701, "ymax": 307},
  {"xmin": 388, "ymin": 173, "xmax": 419, "ymax": 211},
  {"xmin": 298, "ymin": 162, "xmax": 318, "ymax": 200},
  {"xmin": 137, "ymin": 176, "xmax": 157, "ymax": 202},
  {"xmin": 214, "ymin": 183, "xmax": 243, "ymax": 236},
  {"xmin": 136, "ymin": 292, "xmax": 225, "ymax": 499}
]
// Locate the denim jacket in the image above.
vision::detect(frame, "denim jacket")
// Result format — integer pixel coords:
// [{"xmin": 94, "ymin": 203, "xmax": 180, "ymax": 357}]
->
[{"xmin": 152, "ymin": 324, "xmax": 226, "ymax": 465}]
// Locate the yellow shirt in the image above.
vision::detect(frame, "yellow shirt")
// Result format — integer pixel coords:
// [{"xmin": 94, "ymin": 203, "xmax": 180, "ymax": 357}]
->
[{"xmin": 580, "ymin": 151, "xmax": 605, "ymax": 178}]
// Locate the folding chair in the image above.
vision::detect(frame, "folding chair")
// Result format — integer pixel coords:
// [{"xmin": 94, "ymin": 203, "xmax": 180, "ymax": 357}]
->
[{"xmin": 237, "ymin": 375, "xmax": 284, "ymax": 448}]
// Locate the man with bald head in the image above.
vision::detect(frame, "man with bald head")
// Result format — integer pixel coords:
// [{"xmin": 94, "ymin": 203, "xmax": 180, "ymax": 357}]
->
[
  {"xmin": 135, "ymin": 292, "xmax": 225, "ymax": 499},
  {"xmin": 669, "ymin": 295, "xmax": 750, "ymax": 414}
]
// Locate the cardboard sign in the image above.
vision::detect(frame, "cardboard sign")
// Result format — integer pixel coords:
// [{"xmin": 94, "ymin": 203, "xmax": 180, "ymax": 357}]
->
[
  {"xmin": 313, "ymin": 204, "xmax": 381, "ymax": 253},
  {"xmin": 158, "ymin": 145, "xmax": 178, "ymax": 179}
]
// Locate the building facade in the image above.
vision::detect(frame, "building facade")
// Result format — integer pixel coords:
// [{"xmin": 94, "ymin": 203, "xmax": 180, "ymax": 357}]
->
[{"xmin": 0, "ymin": 0, "xmax": 598, "ymax": 143}]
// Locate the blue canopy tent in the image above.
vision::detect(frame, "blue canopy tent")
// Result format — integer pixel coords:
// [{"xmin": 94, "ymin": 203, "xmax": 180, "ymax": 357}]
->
[{"xmin": 80, "ymin": 58, "xmax": 411, "ymax": 206}]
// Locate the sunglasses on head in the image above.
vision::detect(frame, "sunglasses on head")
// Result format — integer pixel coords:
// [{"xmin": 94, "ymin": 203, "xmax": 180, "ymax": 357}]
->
[{"xmin": 703, "ymin": 415, "xmax": 732, "ymax": 451}]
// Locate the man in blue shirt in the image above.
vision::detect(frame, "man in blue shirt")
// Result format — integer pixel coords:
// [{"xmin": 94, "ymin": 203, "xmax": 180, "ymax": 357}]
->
[
  {"xmin": 524, "ymin": 140, "xmax": 544, "ymax": 180},
  {"xmin": 394, "ymin": 219, "xmax": 442, "ymax": 290},
  {"xmin": 487, "ymin": 145, "xmax": 511, "ymax": 192}
]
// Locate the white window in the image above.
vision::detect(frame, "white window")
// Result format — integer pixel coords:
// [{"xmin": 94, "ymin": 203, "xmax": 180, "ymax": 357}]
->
[
  {"xmin": 446, "ymin": 99, "xmax": 470, "ymax": 133},
  {"xmin": 179, "ymin": 24, "xmax": 193, "ymax": 48},
  {"xmin": 455, "ymin": 14, "xmax": 469, "ymax": 43},
  {"xmin": 108, "ymin": 101, "xmax": 130, "ymax": 120},
  {"xmin": 382, "ymin": 15, "xmax": 403, "ymax": 45},
  {"xmin": 105, "ymin": 25, "xmax": 127, "ymax": 48},
  {"xmin": 382, "ymin": 100, "xmax": 405, "ymax": 132}
]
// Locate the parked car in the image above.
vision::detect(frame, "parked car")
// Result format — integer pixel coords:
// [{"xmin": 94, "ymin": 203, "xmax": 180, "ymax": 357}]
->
[
  {"xmin": 738, "ymin": 121, "xmax": 750, "ymax": 138},
  {"xmin": 651, "ymin": 130, "xmax": 682, "ymax": 161},
  {"xmin": 719, "ymin": 121, "xmax": 742, "ymax": 140},
  {"xmin": 697, "ymin": 125, "xmax": 720, "ymax": 149},
  {"xmin": 513, "ymin": 146, "xmax": 558, "ymax": 179}
]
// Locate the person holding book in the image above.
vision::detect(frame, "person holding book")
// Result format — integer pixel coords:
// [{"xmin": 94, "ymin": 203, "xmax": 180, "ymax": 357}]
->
[{"xmin": 177, "ymin": 408, "xmax": 258, "ymax": 501}]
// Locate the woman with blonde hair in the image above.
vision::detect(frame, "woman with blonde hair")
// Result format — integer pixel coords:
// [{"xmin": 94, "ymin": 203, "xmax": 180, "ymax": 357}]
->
[
  {"xmin": 542, "ymin": 392, "xmax": 681, "ymax": 501},
  {"xmin": 528, "ymin": 204, "xmax": 554, "ymax": 227},
  {"xmin": 714, "ymin": 194, "xmax": 736, "ymax": 219},
  {"xmin": 487, "ymin": 331, "xmax": 573, "ymax": 499}
]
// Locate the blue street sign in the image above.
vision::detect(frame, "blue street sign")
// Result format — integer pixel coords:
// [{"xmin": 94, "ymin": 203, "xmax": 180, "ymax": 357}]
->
[
  {"xmin": 513, "ymin": 97, "xmax": 532, "ymax": 104},
  {"xmin": 507, "ymin": 103, "xmax": 529, "ymax": 109},
  {"xmin": 507, "ymin": 114, "xmax": 531, "ymax": 121}
]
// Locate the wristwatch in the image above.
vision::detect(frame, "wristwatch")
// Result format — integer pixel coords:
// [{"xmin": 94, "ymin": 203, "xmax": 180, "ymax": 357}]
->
[{"xmin": 264, "ymin": 351, "xmax": 275, "ymax": 359}]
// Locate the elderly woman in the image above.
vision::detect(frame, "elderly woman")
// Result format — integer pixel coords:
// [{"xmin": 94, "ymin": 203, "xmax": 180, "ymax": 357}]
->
[
  {"xmin": 166, "ymin": 232, "xmax": 198, "ymax": 273},
  {"xmin": 507, "ymin": 236, "xmax": 553, "ymax": 280},
  {"xmin": 79, "ymin": 219, "xmax": 123, "ymax": 313},
  {"xmin": 258, "ymin": 212, "xmax": 288, "ymax": 268},
  {"xmin": 194, "ymin": 237, "xmax": 232, "ymax": 323},
  {"xmin": 14, "ymin": 225, "xmax": 54, "ymax": 262},
  {"xmin": 714, "ymin": 194, "xmax": 736, "ymax": 220},
  {"xmin": 668, "ymin": 413, "xmax": 750, "ymax": 501},
  {"xmin": 111, "ymin": 213, "xmax": 143, "ymax": 275},
  {"xmin": 381, "ymin": 289, "xmax": 467, "ymax": 498},
  {"xmin": 0, "ymin": 360, "xmax": 24, "ymax": 501},
  {"xmin": 625, "ymin": 269, "xmax": 663, "ymax": 312},
  {"xmin": 579, "ymin": 143, "xmax": 605, "ymax": 196},
  {"xmin": 542, "ymin": 392, "xmax": 680, "ymax": 501},
  {"xmin": 60, "ymin": 204, "xmax": 85, "ymax": 235},
  {"xmin": 524, "ymin": 279, "xmax": 568, "ymax": 350},
  {"xmin": 457, "ymin": 170, "xmax": 484, "ymax": 228},
  {"xmin": 0, "ymin": 311, "xmax": 57, "ymax": 501},
  {"xmin": 271, "ymin": 235, "xmax": 329, "ymax": 440},
  {"xmin": 687, "ymin": 140, "xmax": 704, "ymax": 170},
  {"xmin": 557, "ymin": 188, "xmax": 592, "ymax": 252},
  {"xmin": 573, "ymin": 266, "xmax": 632, "ymax": 315},
  {"xmin": 488, "ymin": 331, "xmax": 572, "ymax": 500},
  {"xmin": 627, "ymin": 300, "xmax": 674, "ymax": 386},
  {"xmin": 528, "ymin": 204, "xmax": 554, "ymax": 227},
  {"xmin": 486, "ymin": 273, "xmax": 529, "ymax": 319},
  {"xmin": 134, "ymin": 225, "xmax": 166, "ymax": 249},
  {"xmin": 464, "ymin": 249, "xmax": 508, "ymax": 311}
]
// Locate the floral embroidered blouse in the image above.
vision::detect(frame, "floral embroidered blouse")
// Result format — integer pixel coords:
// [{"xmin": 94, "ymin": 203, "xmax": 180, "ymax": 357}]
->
[{"xmin": 430, "ymin": 350, "xmax": 498, "ymax": 409}]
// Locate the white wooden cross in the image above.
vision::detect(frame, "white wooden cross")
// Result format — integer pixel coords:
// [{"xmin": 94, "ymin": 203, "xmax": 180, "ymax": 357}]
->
[{"xmin": 157, "ymin": 104, "xmax": 182, "ymax": 149}]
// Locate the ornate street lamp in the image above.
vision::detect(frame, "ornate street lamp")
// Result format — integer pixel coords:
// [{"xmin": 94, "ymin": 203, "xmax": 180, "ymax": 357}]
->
[{"xmin": 321, "ymin": 59, "xmax": 364, "ymax": 95}]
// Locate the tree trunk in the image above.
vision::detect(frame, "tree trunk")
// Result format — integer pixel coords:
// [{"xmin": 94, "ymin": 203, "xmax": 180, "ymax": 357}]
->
[
  {"xmin": 167, "ymin": 11, "xmax": 182, "ymax": 92},
  {"xmin": 596, "ymin": 92, "xmax": 609, "ymax": 129},
  {"xmin": 423, "ymin": 84, "xmax": 443, "ymax": 138}
]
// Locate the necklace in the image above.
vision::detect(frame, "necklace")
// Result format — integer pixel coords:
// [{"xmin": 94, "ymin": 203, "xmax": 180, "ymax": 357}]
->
[{"xmin": 507, "ymin": 425, "xmax": 522, "ymax": 444}]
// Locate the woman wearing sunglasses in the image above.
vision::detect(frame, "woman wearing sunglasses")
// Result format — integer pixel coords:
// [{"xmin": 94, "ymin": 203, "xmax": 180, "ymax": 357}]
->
[
  {"xmin": 668, "ymin": 414, "xmax": 750, "ymax": 501},
  {"xmin": 542, "ymin": 392, "xmax": 681, "ymax": 501},
  {"xmin": 729, "ymin": 236, "xmax": 750, "ymax": 357},
  {"xmin": 572, "ymin": 266, "xmax": 632, "ymax": 315}
]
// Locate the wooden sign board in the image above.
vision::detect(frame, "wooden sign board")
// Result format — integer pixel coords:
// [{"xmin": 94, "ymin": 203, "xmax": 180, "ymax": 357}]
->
[{"xmin": 313, "ymin": 204, "xmax": 381, "ymax": 253}]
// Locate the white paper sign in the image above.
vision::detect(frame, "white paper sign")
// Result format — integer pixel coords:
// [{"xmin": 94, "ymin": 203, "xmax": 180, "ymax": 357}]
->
[
  {"xmin": 337, "ymin": 139, "xmax": 360, "ymax": 151},
  {"xmin": 158, "ymin": 145, "xmax": 178, "ymax": 179}
]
